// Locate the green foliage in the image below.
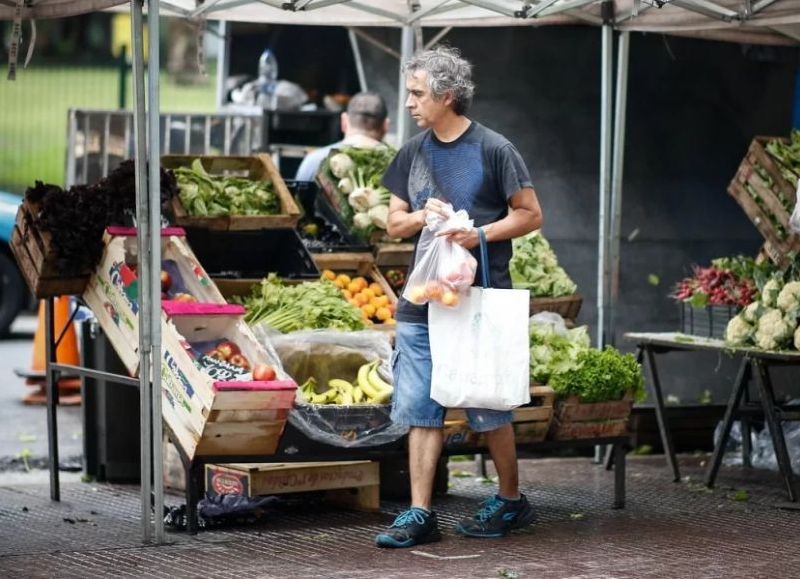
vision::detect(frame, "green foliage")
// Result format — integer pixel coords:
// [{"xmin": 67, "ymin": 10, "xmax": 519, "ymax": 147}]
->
[
  {"xmin": 235, "ymin": 274, "xmax": 365, "ymax": 332},
  {"xmin": 175, "ymin": 159, "xmax": 279, "ymax": 217},
  {"xmin": 510, "ymin": 232, "xmax": 577, "ymax": 297},
  {"xmin": 529, "ymin": 321, "xmax": 590, "ymax": 383},
  {"xmin": 549, "ymin": 346, "xmax": 645, "ymax": 403}
]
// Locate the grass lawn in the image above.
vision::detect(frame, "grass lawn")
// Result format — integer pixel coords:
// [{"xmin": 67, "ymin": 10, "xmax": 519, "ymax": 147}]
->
[{"xmin": 0, "ymin": 63, "xmax": 217, "ymax": 193}]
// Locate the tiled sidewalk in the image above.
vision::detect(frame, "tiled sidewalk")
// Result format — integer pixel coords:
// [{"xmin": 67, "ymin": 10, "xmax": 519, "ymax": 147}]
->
[{"xmin": 1, "ymin": 455, "xmax": 798, "ymax": 578}]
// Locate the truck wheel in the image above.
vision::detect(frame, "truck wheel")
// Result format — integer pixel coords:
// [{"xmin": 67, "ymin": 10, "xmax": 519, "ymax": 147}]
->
[{"xmin": 0, "ymin": 252, "xmax": 24, "ymax": 337}]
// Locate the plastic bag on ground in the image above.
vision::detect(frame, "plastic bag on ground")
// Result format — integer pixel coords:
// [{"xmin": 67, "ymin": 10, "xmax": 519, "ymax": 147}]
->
[
  {"xmin": 402, "ymin": 203, "xmax": 477, "ymax": 307},
  {"xmin": 264, "ymin": 329, "xmax": 407, "ymax": 448}
]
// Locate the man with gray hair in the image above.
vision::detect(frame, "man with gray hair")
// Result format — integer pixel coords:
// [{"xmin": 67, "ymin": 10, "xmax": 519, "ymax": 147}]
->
[
  {"xmin": 376, "ymin": 45, "xmax": 543, "ymax": 548},
  {"xmin": 294, "ymin": 91, "xmax": 389, "ymax": 181}
]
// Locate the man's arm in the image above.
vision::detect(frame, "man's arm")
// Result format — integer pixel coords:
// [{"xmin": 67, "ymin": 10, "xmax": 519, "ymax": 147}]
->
[
  {"xmin": 446, "ymin": 187, "xmax": 543, "ymax": 249},
  {"xmin": 386, "ymin": 194, "xmax": 427, "ymax": 239}
]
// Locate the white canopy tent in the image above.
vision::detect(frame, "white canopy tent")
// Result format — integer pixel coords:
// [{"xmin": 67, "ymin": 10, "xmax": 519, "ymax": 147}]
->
[{"xmin": 4, "ymin": 0, "xmax": 800, "ymax": 544}]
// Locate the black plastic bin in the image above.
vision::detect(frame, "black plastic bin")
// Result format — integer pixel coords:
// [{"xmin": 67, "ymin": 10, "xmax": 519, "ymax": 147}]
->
[
  {"xmin": 286, "ymin": 180, "xmax": 372, "ymax": 254},
  {"xmin": 183, "ymin": 227, "xmax": 319, "ymax": 279},
  {"xmin": 262, "ymin": 110, "xmax": 343, "ymax": 147}
]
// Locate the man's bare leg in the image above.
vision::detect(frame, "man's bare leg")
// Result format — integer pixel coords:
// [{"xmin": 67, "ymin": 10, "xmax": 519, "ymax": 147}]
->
[
  {"xmin": 408, "ymin": 426, "xmax": 444, "ymax": 509},
  {"xmin": 484, "ymin": 423, "xmax": 519, "ymax": 498}
]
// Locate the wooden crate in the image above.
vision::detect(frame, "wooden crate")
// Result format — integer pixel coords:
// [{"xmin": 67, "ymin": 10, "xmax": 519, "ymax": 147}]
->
[
  {"xmin": 213, "ymin": 265, "xmax": 398, "ymax": 330},
  {"xmin": 9, "ymin": 201, "xmax": 90, "ymax": 298},
  {"xmin": 549, "ymin": 391, "xmax": 633, "ymax": 441},
  {"xmin": 83, "ymin": 227, "xmax": 296, "ymax": 462},
  {"xmin": 375, "ymin": 242, "xmax": 415, "ymax": 267},
  {"xmin": 311, "ymin": 251, "xmax": 374, "ymax": 277},
  {"xmin": 728, "ymin": 136, "xmax": 800, "ymax": 266},
  {"xmin": 444, "ymin": 385, "xmax": 555, "ymax": 445},
  {"xmin": 205, "ymin": 461, "xmax": 380, "ymax": 512},
  {"xmin": 531, "ymin": 294, "xmax": 583, "ymax": 321},
  {"xmin": 165, "ymin": 154, "xmax": 301, "ymax": 230}
]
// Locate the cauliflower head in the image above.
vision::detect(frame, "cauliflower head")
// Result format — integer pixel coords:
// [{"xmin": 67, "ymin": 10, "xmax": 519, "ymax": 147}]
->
[
  {"xmin": 741, "ymin": 302, "xmax": 763, "ymax": 324},
  {"xmin": 761, "ymin": 278, "xmax": 783, "ymax": 308},
  {"xmin": 795, "ymin": 326, "xmax": 800, "ymax": 351},
  {"xmin": 776, "ymin": 281, "xmax": 800, "ymax": 317},
  {"xmin": 725, "ymin": 315, "xmax": 752, "ymax": 346},
  {"xmin": 754, "ymin": 308, "xmax": 796, "ymax": 350}
]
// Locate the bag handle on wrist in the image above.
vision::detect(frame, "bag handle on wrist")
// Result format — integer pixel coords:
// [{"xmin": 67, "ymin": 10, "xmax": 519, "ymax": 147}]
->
[{"xmin": 478, "ymin": 227, "xmax": 490, "ymax": 288}]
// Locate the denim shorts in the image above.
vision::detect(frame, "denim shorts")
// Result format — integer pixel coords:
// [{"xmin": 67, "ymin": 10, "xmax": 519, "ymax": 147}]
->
[{"xmin": 391, "ymin": 321, "xmax": 513, "ymax": 432}]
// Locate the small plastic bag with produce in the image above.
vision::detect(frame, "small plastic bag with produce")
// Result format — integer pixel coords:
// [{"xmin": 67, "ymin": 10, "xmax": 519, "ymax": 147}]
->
[
  {"xmin": 402, "ymin": 203, "xmax": 478, "ymax": 308},
  {"xmin": 260, "ymin": 328, "xmax": 408, "ymax": 448}
]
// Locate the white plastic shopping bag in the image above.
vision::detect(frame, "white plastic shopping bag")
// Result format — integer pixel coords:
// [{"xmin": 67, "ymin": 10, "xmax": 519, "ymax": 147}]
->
[{"xmin": 428, "ymin": 230, "xmax": 530, "ymax": 411}]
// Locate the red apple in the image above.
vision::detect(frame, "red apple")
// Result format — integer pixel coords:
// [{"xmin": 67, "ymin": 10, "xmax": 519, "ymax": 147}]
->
[
  {"xmin": 252, "ymin": 363, "xmax": 276, "ymax": 381},
  {"xmin": 160, "ymin": 270, "xmax": 172, "ymax": 292},
  {"xmin": 216, "ymin": 340, "xmax": 240, "ymax": 360},
  {"xmin": 229, "ymin": 354, "xmax": 250, "ymax": 370},
  {"xmin": 206, "ymin": 348, "xmax": 227, "ymax": 361}
]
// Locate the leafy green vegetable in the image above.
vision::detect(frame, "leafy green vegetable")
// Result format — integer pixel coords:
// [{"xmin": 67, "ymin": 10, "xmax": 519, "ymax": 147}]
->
[
  {"xmin": 510, "ymin": 232, "xmax": 577, "ymax": 297},
  {"xmin": 529, "ymin": 320, "xmax": 590, "ymax": 383},
  {"xmin": 175, "ymin": 159, "xmax": 279, "ymax": 217},
  {"xmin": 320, "ymin": 145, "xmax": 396, "ymax": 235},
  {"xmin": 550, "ymin": 346, "xmax": 645, "ymax": 403},
  {"xmin": 235, "ymin": 274, "xmax": 365, "ymax": 333}
]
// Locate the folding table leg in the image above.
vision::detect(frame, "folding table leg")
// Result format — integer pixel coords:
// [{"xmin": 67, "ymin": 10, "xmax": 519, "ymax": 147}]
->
[
  {"xmin": 705, "ymin": 357, "xmax": 749, "ymax": 488},
  {"xmin": 754, "ymin": 359, "xmax": 798, "ymax": 502},
  {"xmin": 185, "ymin": 460, "xmax": 204, "ymax": 534},
  {"xmin": 613, "ymin": 441, "xmax": 626, "ymax": 509},
  {"xmin": 741, "ymin": 379, "xmax": 752, "ymax": 469},
  {"xmin": 644, "ymin": 346, "xmax": 680, "ymax": 482}
]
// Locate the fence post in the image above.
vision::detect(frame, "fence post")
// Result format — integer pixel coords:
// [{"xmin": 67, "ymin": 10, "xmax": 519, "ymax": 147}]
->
[{"xmin": 118, "ymin": 46, "xmax": 127, "ymax": 110}]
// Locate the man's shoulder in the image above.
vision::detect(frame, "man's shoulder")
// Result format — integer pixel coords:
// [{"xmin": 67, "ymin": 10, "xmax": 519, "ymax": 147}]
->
[
  {"xmin": 472, "ymin": 122, "xmax": 514, "ymax": 152},
  {"xmin": 399, "ymin": 130, "xmax": 429, "ymax": 152}
]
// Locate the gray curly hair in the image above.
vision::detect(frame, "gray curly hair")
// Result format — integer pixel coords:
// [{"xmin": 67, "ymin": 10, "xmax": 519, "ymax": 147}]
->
[{"xmin": 403, "ymin": 45, "xmax": 475, "ymax": 116}]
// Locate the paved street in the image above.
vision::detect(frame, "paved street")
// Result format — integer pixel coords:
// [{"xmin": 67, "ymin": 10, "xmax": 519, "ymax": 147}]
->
[
  {"xmin": 1, "ymin": 455, "xmax": 799, "ymax": 578},
  {"xmin": 0, "ymin": 314, "xmax": 83, "ymax": 468}
]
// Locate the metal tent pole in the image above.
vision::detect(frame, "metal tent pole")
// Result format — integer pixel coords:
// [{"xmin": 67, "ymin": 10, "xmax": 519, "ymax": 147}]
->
[
  {"xmin": 130, "ymin": 0, "xmax": 153, "ymax": 544},
  {"xmin": 348, "ymin": 28, "xmax": 368, "ymax": 92},
  {"xmin": 147, "ymin": 0, "xmax": 165, "ymax": 544},
  {"xmin": 607, "ymin": 31, "xmax": 630, "ymax": 347},
  {"xmin": 596, "ymin": 16, "xmax": 613, "ymax": 349},
  {"xmin": 216, "ymin": 21, "xmax": 229, "ymax": 109},
  {"xmin": 396, "ymin": 25, "xmax": 415, "ymax": 144}
]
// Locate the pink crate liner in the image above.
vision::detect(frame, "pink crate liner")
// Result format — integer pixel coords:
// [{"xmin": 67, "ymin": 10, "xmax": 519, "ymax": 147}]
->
[
  {"xmin": 213, "ymin": 379, "xmax": 297, "ymax": 392},
  {"xmin": 162, "ymin": 302, "xmax": 245, "ymax": 316},
  {"xmin": 107, "ymin": 226, "xmax": 186, "ymax": 237}
]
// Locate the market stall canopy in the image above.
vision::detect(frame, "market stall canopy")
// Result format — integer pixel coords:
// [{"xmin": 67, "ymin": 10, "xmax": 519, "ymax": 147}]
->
[
  {"xmin": 3, "ymin": 0, "xmax": 800, "ymax": 45},
  {"xmin": 144, "ymin": 0, "xmax": 800, "ymax": 46}
]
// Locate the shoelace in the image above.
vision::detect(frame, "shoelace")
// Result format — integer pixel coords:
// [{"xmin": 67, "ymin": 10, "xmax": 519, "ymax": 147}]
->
[
  {"xmin": 476, "ymin": 497, "xmax": 505, "ymax": 522},
  {"xmin": 390, "ymin": 509, "xmax": 427, "ymax": 528}
]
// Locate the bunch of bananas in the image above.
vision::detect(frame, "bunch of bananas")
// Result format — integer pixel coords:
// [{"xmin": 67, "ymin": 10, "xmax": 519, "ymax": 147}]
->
[{"xmin": 299, "ymin": 360, "xmax": 394, "ymax": 405}]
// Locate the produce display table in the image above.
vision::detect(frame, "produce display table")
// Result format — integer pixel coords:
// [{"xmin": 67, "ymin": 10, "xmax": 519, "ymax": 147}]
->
[{"xmin": 625, "ymin": 332, "xmax": 800, "ymax": 501}]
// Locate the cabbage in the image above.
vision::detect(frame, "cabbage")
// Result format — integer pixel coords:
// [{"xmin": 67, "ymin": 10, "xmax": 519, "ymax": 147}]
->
[{"xmin": 529, "ymin": 317, "xmax": 590, "ymax": 383}]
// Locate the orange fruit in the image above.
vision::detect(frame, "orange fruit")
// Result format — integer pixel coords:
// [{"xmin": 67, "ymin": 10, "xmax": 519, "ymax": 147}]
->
[
  {"xmin": 361, "ymin": 288, "xmax": 376, "ymax": 301},
  {"xmin": 441, "ymin": 291, "xmax": 459, "ymax": 307},
  {"xmin": 335, "ymin": 274, "xmax": 352, "ymax": 287},
  {"xmin": 361, "ymin": 303, "xmax": 377, "ymax": 317},
  {"xmin": 343, "ymin": 289, "xmax": 353, "ymax": 299},
  {"xmin": 353, "ymin": 277, "xmax": 368, "ymax": 291},
  {"xmin": 375, "ymin": 306, "xmax": 392, "ymax": 321},
  {"xmin": 347, "ymin": 281, "xmax": 361, "ymax": 294},
  {"xmin": 354, "ymin": 293, "xmax": 368, "ymax": 306},
  {"xmin": 384, "ymin": 318, "xmax": 397, "ymax": 326},
  {"xmin": 368, "ymin": 282, "xmax": 383, "ymax": 297},
  {"xmin": 322, "ymin": 270, "xmax": 336, "ymax": 281}
]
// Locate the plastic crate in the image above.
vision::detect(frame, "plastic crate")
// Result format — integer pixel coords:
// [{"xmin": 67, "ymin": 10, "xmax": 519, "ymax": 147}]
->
[
  {"xmin": 679, "ymin": 302, "xmax": 739, "ymax": 340},
  {"xmin": 287, "ymin": 180, "xmax": 372, "ymax": 254},
  {"xmin": 262, "ymin": 110, "xmax": 343, "ymax": 147},
  {"xmin": 182, "ymin": 227, "xmax": 319, "ymax": 280}
]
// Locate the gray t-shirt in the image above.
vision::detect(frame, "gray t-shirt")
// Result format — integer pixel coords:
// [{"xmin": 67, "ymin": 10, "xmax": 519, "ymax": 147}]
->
[{"xmin": 381, "ymin": 121, "xmax": 534, "ymax": 324}]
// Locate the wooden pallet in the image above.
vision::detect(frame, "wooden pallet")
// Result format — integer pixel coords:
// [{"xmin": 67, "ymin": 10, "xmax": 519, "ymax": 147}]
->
[
  {"xmin": 550, "ymin": 391, "xmax": 633, "ymax": 441},
  {"xmin": 165, "ymin": 154, "xmax": 301, "ymax": 230},
  {"xmin": 9, "ymin": 201, "xmax": 89, "ymax": 298},
  {"xmin": 205, "ymin": 461, "xmax": 380, "ymax": 512},
  {"xmin": 728, "ymin": 136, "xmax": 800, "ymax": 266}
]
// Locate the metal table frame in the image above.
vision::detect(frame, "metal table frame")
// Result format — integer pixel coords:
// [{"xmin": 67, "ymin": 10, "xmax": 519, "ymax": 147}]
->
[{"xmin": 625, "ymin": 332, "xmax": 800, "ymax": 501}]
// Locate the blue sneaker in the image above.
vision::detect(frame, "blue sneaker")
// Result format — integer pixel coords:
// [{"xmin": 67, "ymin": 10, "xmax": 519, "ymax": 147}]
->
[
  {"xmin": 455, "ymin": 494, "xmax": 536, "ymax": 538},
  {"xmin": 375, "ymin": 508, "xmax": 442, "ymax": 548}
]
